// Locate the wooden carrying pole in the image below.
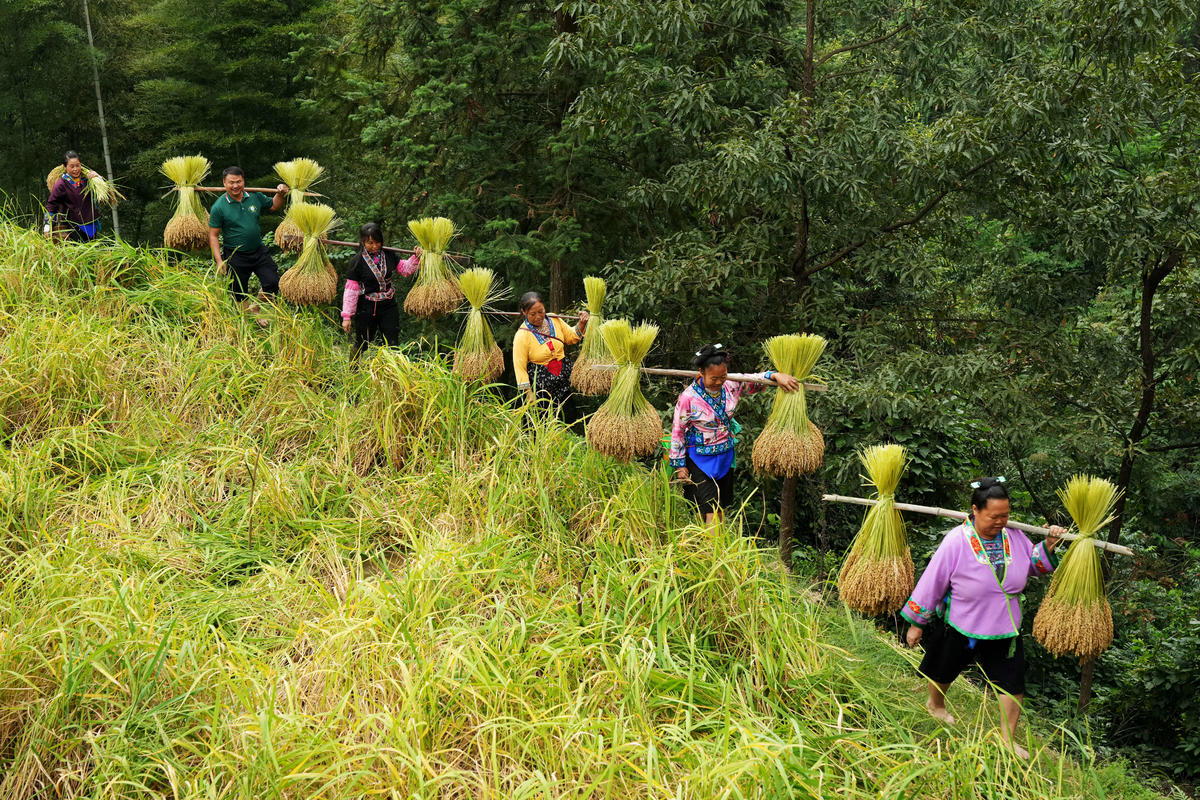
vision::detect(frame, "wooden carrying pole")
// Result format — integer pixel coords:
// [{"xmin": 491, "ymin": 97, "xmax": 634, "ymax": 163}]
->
[
  {"xmin": 194, "ymin": 186, "xmax": 323, "ymax": 197},
  {"xmin": 822, "ymin": 494, "xmax": 1136, "ymax": 556},
  {"xmin": 320, "ymin": 238, "xmax": 472, "ymax": 262},
  {"xmin": 479, "ymin": 309, "xmax": 580, "ymax": 322},
  {"xmin": 593, "ymin": 365, "xmax": 827, "ymax": 391}
]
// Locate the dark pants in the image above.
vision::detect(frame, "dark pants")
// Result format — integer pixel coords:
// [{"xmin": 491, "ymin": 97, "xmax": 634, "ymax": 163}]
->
[
  {"xmin": 684, "ymin": 455, "xmax": 735, "ymax": 516},
  {"xmin": 352, "ymin": 298, "xmax": 400, "ymax": 360},
  {"xmin": 918, "ymin": 618, "xmax": 1026, "ymax": 696},
  {"xmin": 224, "ymin": 245, "xmax": 279, "ymax": 303}
]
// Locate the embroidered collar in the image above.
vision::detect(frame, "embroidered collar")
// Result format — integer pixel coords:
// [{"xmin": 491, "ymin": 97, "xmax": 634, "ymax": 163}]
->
[
  {"xmin": 62, "ymin": 173, "xmax": 83, "ymax": 188},
  {"xmin": 524, "ymin": 318, "xmax": 558, "ymax": 350},
  {"xmin": 689, "ymin": 380, "xmax": 731, "ymax": 428},
  {"xmin": 964, "ymin": 518, "xmax": 1012, "ymax": 567}
]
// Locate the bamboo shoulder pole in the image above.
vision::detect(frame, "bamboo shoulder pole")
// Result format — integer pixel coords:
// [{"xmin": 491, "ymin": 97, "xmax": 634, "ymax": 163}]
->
[
  {"xmin": 320, "ymin": 238, "xmax": 473, "ymax": 262},
  {"xmin": 822, "ymin": 494, "xmax": 1136, "ymax": 556},
  {"xmin": 477, "ymin": 309, "xmax": 580, "ymax": 322},
  {"xmin": 194, "ymin": 186, "xmax": 323, "ymax": 197},
  {"xmin": 592, "ymin": 364, "xmax": 827, "ymax": 391}
]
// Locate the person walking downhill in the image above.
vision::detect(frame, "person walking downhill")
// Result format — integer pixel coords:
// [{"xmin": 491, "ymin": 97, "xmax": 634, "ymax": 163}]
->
[
  {"xmin": 340, "ymin": 223, "xmax": 421, "ymax": 361},
  {"xmin": 207, "ymin": 166, "xmax": 288, "ymax": 326},
  {"xmin": 44, "ymin": 151, "xmax": 107, "ymax": 242},
  {"xmin": 512, "ymin": 291, "xmax": 589, "ymax": 421}
]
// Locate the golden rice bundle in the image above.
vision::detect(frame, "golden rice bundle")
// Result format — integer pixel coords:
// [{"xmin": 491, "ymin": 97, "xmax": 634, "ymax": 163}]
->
[
  {"xmin": 453, "ymin": 267, "xmax": 504, "ymax": 381},
  {"xmin": 278, "ymin": 203, "xmax": 338, "ymax": 305},
  {"xmin": 586, "ymin": 320, "xmax": 661, "ymax": 461},
  {"xmin": 160, "ymin": 155, "xmax": 212, "ymax": 251},
  {"xmin": 1032, "ymin": 474, "xmax": 1119, "ymax": 660},
  {"xmin": 751, "ymin": 334, "xmax": 826, "ymax": 476},
  {"xmin": 47, "ymin": 164, "xmax": 124, "ymax": 206},
  {"xmin": 273, "ymin": 158, "xmax": 324, "ymax": 253},
  {"xmin": 404, "ymin": 217, "xmax": 462, "ymax": 318},
  {"xmin": 837, "ymin": 444, "xmax": 914, "ymax": 615},
  {"xmin": 570, "ymin": 276, "xmax": 614, "ymax": 395}
]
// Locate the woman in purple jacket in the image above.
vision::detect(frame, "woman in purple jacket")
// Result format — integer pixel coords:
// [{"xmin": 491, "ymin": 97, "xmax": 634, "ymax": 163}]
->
[
  {"xmin": 902, "ymin": 477, "xmax": 1065, "ymax": 757},
  {"xmin": 44, "ymin": 151, "xmax": 103, "ymax": 242}
]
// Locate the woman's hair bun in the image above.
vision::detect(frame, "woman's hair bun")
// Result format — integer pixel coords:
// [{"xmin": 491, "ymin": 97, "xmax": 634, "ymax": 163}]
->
[{"xmin": 693, "ymin": 343, "xmax": 731, "ymax": 370}]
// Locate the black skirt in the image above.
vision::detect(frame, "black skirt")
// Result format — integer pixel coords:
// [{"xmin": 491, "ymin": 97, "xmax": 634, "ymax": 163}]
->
[{"xmin": 684, "ymin": 454, "xmax": 735, "ymax": 515}]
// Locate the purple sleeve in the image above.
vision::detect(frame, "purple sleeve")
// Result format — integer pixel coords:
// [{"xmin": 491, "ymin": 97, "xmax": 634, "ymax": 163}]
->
[
  {"xmin": 668, "ymin": 392, "xmax": 691, "ymax": 467},
  {"xmin": 1030, "ymin": 540, "xmax": 1058, "ymax": 576},
  {"xmin": 341, "ymin": 280, "xmax": 361, "ymax": 319},
  {"xmin": 398, "ymin": 252, "xmax": 420, "ymax": 277},
  {"xmin": 46, "ymin": 180, "xmax": 68, "ymax": 217},
  {"xmin": 900, "ymin": 535, "xmax": 957, "ymax": 627}
]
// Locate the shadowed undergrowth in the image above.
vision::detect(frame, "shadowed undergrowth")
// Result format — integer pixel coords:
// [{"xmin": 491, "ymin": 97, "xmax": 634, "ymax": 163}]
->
[{"xmin": 0, "ymin": 224, "xmax": 1162, "ymax": 798}]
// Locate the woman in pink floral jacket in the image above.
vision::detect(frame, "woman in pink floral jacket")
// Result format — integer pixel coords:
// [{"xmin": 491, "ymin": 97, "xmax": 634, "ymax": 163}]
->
[{"xmin": 668, "ymin": 343, "xmax": 799, "ymax": 522}]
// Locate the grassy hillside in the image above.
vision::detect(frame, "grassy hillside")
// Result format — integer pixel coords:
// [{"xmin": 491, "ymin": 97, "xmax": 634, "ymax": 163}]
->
[{"xmin": 0, "ymin": 224, "xmax": 1161, "ymax": 798}]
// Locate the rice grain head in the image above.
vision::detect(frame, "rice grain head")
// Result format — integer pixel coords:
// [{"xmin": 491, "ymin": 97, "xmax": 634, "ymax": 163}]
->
[
  {"xmin": 751, "ymin": 334, "xmax": 826, "ymax": 476},
  {"xmin": 160, "ymin": 156, "xmax": 212, "ymax": 251},
  {"xmin": 570, "ymin": 276, "xmax": 614, "ymax": 395},
  {"xmin": 838, "ymin": 444, "xmax": 913, "ymax": 614},
  {"xmin": 273, "ymin": 159, "xmax": 325, "ymax": 253},
  {"xmin": 453, "ymin": 268, "xmax": 504, "ymax": 382},
  {"xmin": 278, "ymin": 203, "xmax": 338, "ymax": 305},
  {"xmin": 404, "ymin": 217, "xmax": 462, "ymax": 318},
  {"xmin": 586, "ymin": 320, "xmax": 661, "ymax": 461}
]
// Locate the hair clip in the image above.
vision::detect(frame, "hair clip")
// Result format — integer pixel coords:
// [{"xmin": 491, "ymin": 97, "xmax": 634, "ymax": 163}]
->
[
  {"xmin": 970, "ymin": 476, "xmax": 1007, "ymax": 490},
  {"xmin": 970, "ymin": 480, "xmax": 981, "ymax": 489},
  {"xmin": 695, "ymin": 343, "xmax": 725, "ymax": 357},
  {"xmin": 996, "ymin": 475, "xmax": 1006, "ymax": 483}
]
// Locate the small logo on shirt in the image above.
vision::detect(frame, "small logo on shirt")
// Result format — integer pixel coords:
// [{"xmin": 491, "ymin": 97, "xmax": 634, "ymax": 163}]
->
[{"xmin": 249, "ymin": 205, "xmax": 258, "ymax": 212}]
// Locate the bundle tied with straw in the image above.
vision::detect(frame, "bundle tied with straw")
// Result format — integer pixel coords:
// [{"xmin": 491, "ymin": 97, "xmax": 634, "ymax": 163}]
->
[
  {"xmin": 404, "ymin": 217, "xmax": 462, "ymax": 318},
  {"xmin": 46, "ymin": 164, "xmax": 124, "ymax": 206},
  {"xmin": 570, "ymin": 276, "xmax": 614, "ymax": 395},
  {"xmin": 278, "ymin": 203, "xmax": 338, "ymax": 305},
  {"xmin": 1032, "ymin": 475, "xmax": 1119, "ymax": 660},
  {"xmin": 586, "ymin": 319, "xmax": 661, "ymax": 461},
  {"xmin": 273, "ymin": 158, "xmax": 324, "ymax": 253},
  {"xmin": 453, "ymin": 267, "xmax": 504, "ymax": 381},
  {"xmin": 160, "ymin": 156, "xmax": 212, "ymax": 250},
  {"xmin": 837, "ymin": 444, "xmax": 914, "ymax": 615},
  {"xmin": 751, "ymin": 333, "xmax": 826, "ymax": 476}
]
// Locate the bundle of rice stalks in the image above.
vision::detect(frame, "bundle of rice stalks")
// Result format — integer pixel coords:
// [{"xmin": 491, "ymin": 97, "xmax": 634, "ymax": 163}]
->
[
  {"xmin": 837, "ymin": 444, "xmax": 914, "ymax": 615},
  {"xmin": 570, "ymin": 276, "xmax": 614, "ymax": 395},
  {"xmin": 404, "ymin": 217, "xmax": 462, "ymax": 318},
  {"xmin": 273, "ymin": 158, "xmax": 324, "ymax": 253},
  {"xmin": 751, "ymin": 334, "xmax": 826, "ymax": 476},
  {"xmin": 160, "ymin": 156, "xmax": 211, "ymax": 250},
  {"xmin": 453, "ymin": 267, "xmax": 504, "ymax": 381},
  {"xmin": 278, "ymin": 203, "xmax": 338, "ymax": 305},
  {"xmin": 1032, "ymin": 475, "xmax": 1119, "ymax": 660},
  {"xmin": 586, "ymin": 319, "xmax": 661, "ymax": 461},
  {"xmin": 46, "ymin": 165, "xmax": 125, "ymax": 206}
]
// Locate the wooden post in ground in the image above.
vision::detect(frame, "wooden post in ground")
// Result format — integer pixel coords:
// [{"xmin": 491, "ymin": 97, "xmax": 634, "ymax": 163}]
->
[{"xmin": 779, "ymin": 476, "xmax": 797, "ymax": 569}]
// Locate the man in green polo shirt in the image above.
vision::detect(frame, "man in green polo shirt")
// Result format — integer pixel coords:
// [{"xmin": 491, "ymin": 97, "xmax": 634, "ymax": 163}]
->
[{"xmin": 207, "ymin": 166, "xmax": 289, "ymax": 318}]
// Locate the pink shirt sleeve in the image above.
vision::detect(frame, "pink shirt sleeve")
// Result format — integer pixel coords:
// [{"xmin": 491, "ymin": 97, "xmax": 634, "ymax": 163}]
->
[
  {"xmin": 398, "ymin": 253, "xmax": 420, "ymax": 277},
  {"xmin": 668, "ymin": 391, "xmax": 691, "ymax": 467},
  {"xmin": 341, "ymin": 280, "xmax": 362, "ymax": 319}
]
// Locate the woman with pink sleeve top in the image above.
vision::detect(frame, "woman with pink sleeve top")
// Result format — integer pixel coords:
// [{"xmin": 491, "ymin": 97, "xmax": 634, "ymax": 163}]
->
[{"xmin": 340, "ymin": 223, "xmax": 421, "ymax": 361}]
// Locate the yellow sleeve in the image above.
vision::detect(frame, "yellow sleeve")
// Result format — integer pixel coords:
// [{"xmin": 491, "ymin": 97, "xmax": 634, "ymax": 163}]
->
[
  {"xmin": 555, "ymin": 317, "xmax": 581, "ymax": 346},
  {"xmin": 513, "ymin": 329, "xmax": 532, "ymax": 387}
]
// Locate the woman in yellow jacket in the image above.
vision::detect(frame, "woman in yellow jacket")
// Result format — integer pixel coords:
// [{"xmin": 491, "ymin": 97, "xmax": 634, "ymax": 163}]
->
[{"xmin": 513, "ymin": 291, "xmax": 589, "ymax": 419}]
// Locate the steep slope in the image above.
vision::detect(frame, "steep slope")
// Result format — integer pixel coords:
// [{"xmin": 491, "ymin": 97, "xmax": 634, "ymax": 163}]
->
[{"xmin": 0, "ymin": 224, "xmax": 1157, "ymax": 798}]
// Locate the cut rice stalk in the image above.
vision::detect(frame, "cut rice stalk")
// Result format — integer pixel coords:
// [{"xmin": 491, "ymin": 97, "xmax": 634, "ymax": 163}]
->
[
  {"xmin": 837, "ymin": 444, "xmax": 913, "ymax": 615},
  {"xmin": 273, "ymin": 158, "xmax": 325, "ymax": 253},
  {"xmin": 47, "ymin": 164, "xmax": 125, "ymax": 206},
  {"xmin": 278, "ymin": 203, "xmax": 338, "ymax": 305},
  {"xmin": 1032, "ymin": 475, "xmax": 1120, "ymax": 660},
  {"xmin": 570, "ymin": 276, "xmax": 614, "ymax": 395},
  {"xmin": 586, "ymin": 320, "xmax": 661, "ymax": 461},
  {"xmin": 160, "ymin": 156, "xmax": 212, "ymax": 251},
  {"xmin": 454, "ymin": 268, "xmax": 505, "ymax": 382},
  {"xmin": 751, "ymin": 334, "xmax": 826, "ymax": 477},
  {"xmin": 404, "ymin": 217, "xmax": 462, "ymax": 318}
]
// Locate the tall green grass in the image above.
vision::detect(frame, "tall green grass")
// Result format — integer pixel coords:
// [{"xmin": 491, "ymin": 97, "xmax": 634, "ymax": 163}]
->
[{"xmin": 0, "ymin": 223, "xmax": 1162, "ymax": 798}]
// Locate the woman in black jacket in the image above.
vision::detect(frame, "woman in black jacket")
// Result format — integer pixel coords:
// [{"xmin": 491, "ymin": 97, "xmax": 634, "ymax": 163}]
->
[{"xmin": 339, "ymin": 223, "xmax": 422, "ymax": 360}]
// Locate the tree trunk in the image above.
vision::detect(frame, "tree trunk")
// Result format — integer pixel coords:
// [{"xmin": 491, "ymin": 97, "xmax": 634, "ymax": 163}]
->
[
  {"xmin": 548, "ymin": 256, "xmax": 567, "ymax": 313},
  {"xmin": 1078, "ymin": 657, "xmax": 1096, "ymax": 711},
  {"xmin": 779, "ymin": 476, "xmax": 797, "ymax": 569},
  {"xmin": 82, "ymin": 0, "xmax": 119, "ymax": 238}
]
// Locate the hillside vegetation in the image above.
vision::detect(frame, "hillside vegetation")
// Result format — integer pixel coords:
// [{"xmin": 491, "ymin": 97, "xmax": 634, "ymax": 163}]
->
[{"xmin": 0, "ymin": 225, "xmax": 1162, "ymax": 798}]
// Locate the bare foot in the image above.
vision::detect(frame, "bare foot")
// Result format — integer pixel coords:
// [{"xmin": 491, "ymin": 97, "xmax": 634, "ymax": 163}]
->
[
  {"xmin": 254, "ymin": 316, "xmax": 269, "ymax": 328},
  {"xmin": 926, "ymin": 702, "xmax": 956, "ymax": 725},
  {"xmin": 1005, "ymin": 741, "xmax": 1029, "ymax": 759}
]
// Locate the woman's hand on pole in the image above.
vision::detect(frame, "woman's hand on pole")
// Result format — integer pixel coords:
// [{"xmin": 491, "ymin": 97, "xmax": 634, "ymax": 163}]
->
[
  {"xmin": 906, "ymin": 625, "xmax": 923, "ymax": 648},
  {"xmin": 1045, "ymin": 524, "xmax": 1066, "ymax": 553},
  {"xmin": 576, "ymin": 310, "xmax": 590, "ymax": 334},
  {"xmin": 772, "ymin": 372, "xmax": 802, "ymax": 392}
]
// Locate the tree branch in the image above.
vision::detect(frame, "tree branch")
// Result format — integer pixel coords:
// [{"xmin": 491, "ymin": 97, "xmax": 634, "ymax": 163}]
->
[
  {"xmin": 814, "ymin": 22, "xmax": 912, "ymax": 67},
  {"xmin": 1147, "ymin": 440, "xmax": 1200, "ymax": 452},
  {"xmin": 815, "ymin": 66, "xmax": 874, "ymax": 89}
]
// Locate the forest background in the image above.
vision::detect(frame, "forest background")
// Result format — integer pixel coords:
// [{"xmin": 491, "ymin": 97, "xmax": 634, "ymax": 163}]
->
[{"xmin": 2, "ymin": 0, "xmax": 1199, "ymax": 784}]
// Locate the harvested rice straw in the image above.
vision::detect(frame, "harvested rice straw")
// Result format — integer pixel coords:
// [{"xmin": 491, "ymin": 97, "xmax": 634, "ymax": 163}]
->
[
  {"xmin": 453, "ymin": 268, "xmax": 505, "ymax": 381},
  {"xmin": 1033, "ymin": 475, "xmax": 1120, "ymax": 660},
  {"xmin": 751, "ymin": 334, "xmax": 826, "ymax": 476},
  {"xmin": 404, "ymin": 217, "xmax": 462, "ymax": 318},
  {"xmin": 837, "ymin": 444, "xmax": 914, "ymax": 615},
  {"xmin": 278, "ymin": 203, "xmax": 338, "ymax": 305},
  {"xmin": 160, "ymin": 156, "xmax": 212, "ymax": 250},
  {"xmin": 273, "ymin": 158, "xmax": 324, "ymax": 253},
  {"xmin": 586, "ymin": 320, "xmax": 661, "ymax": 461},
  {"xmin": 570, "ymin": 276, "xmax": 614, "ymax": 395},
  {"xmin": 47, "ymin": 164, "xmax": 125, "ymax": 206}
]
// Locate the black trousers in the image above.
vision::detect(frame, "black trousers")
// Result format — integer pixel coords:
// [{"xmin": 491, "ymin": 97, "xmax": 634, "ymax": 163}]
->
[
  {"xmin": 352, "ymin": 299, "xmax": 400, "ymax": 360},
  {"xmin": 224, "ymin": 245, "xmax": 279, "ymax": 302}
]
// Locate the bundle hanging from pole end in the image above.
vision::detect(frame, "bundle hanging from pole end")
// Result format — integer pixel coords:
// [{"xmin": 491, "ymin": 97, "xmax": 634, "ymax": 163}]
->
[
  {"xmin": 404, "ymin": 217, "xmax": 462, "ymax": 318},
  {"xmin": 160, "ymin": 156, "xmax": 212, "ymax": 251},
  {"xmin": 751, "ymin": 333, "xmax": 826, "ymax": 476},
  {"xmin": 278, "ymin": 203, "xmax": 338, "ymax": 305},
  {"xmin": 273, "ymin": 158, "xmax": 324, "ymax": 253},
  {"xmin": 837, "ymin": 444, "xmax": 914, "ymax": 615},
  {"xmin": 453, "ymin": 267, "xmax": 505, "ymax": 381},
  {"xmin": 586, "ymin": 319, "xmax": 661, "ymax": 461},
  {"xmin": 570, "ymin": 276, "xmax": 614, "ymax": 395},
  {"xmin": 1032, "ymin": 474, "xmax": 1119, "ymax": 660}
]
